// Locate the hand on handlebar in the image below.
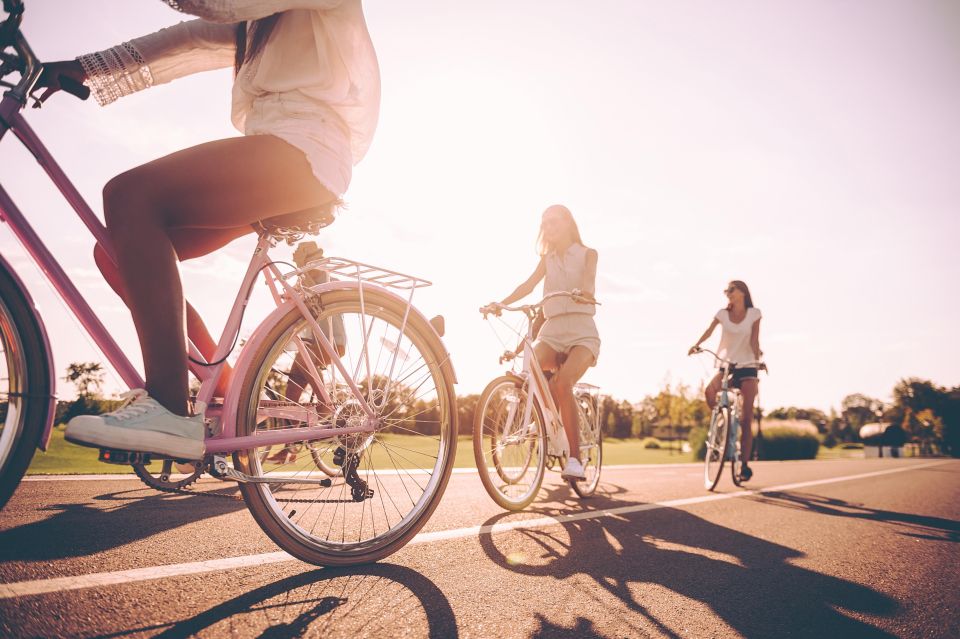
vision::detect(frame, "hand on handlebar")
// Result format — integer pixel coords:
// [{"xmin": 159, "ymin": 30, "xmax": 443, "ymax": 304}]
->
[
  {"xmin": 479, "ymin": 302, "xmax": 503, "ymax": 318},
  {"xmin": 30, "ymin": 60, "xmax": 88, "ymax": 107},
  {"xmin": 570, "ymin": 288, "xmax": 596, "ymax": 305}
]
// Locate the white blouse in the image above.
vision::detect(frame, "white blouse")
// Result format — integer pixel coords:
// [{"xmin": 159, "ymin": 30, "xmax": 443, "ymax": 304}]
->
[
  {"xmin": 77, "ymin": 0, "xmax": 380, "ymax": 196},
  {"xmin": 542, "ymin": 243, "xmax": 596, "ymax": 319},
  {"xmin": 715, "ymin": 307, "xmax": 762, "ymax": 366}
]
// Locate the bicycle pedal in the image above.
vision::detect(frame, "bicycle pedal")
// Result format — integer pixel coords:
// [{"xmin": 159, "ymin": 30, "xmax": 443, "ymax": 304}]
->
[{"xmin": 98, "ymin": 449, "xmax": 152, "ymax": 466}]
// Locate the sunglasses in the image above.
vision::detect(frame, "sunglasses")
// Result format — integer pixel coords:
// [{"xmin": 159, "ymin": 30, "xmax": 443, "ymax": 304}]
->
[{"xmin": 724, "ymin": 287, "xmax": 738, "ymax": 295}]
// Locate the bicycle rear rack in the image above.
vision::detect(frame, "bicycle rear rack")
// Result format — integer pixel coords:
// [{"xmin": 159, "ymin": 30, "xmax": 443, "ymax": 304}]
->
[{"xmin": 289, "ymin": 256, "xmax": 432, "ymax": 291}]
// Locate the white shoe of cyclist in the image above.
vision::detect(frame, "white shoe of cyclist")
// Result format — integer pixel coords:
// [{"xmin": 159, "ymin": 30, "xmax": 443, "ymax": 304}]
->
[
  {"xmin": 561, "ymin": 456, "xmax": 586, "ymax": 481},
  {"xmin": 65, "ymin": 389, "xmax": 206, "ymax": 460}
]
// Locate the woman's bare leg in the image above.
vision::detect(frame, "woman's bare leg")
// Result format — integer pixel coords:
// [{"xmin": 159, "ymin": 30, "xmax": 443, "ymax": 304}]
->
[
  {"xmin": 102, "ymin": 136, "xmax": 335, "ymax": 415},
  {"xmin": 93, "ymin": 226, "xmax": 250, "ymax": 397},
  {"xmin": 548, "ymin": 346, "xmax": 594, "ymax": 462},
  {"xmin": 704, "ymin": 373, "xmax": 722, "ymax": 410},
  {"xmin": 739, "ymin": 378, "xmax": 759, "ymax": 463}
]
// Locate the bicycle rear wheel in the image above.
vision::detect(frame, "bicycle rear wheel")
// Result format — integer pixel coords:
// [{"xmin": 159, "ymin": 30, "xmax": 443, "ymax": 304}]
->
[
  {"xmin": 0, "ymin": 267, "xmax": 52, "ymax": 509},
  {"xmin": 703, "ymin": 407, "xmax": 729, "ymax": 491},
  {"xmin": 570, "ymin": 391, "xmax": 602, "ymax": 498},
  {"xmin": 473, "ymin": 375, "xmax": 546, "ymax": 511},
  {"xmin": 234, "ymin": 288, "xmax": 457, "ymax": 565}
]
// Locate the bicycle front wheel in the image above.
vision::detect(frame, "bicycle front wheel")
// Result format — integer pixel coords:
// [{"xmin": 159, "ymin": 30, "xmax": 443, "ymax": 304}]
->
[
  {"xmin": 704, "ymin": 407, "xmax": 729, "ymax": 491},
  {"xmin": 234, "ymin": 288, "xmax": 457, "ymax": 566},
  {"xmin": 473, "ymin": 375, "xmax": 546, "ymax": 511},
  {"xmin": 0, "ymin": 267, "xmax": 53, "ymax": 509},
  {"xmin": 571, "ymin": 391, "xmax": 602, "ymax": 498}
]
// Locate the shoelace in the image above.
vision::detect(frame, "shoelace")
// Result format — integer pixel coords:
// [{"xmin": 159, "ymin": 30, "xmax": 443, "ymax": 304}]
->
[{"xmin": 106, "ymin": 389, "xmax": 161, "ymax": 421}]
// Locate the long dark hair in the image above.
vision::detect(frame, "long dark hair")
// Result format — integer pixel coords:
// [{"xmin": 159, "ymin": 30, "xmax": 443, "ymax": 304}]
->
[
  {"xmin": 726, "ymin": 280, "xmax": 755, "ymax": 310},
  {"xmin": 235, "ymin": 15, "xmax": 281, "ymax": 74}
]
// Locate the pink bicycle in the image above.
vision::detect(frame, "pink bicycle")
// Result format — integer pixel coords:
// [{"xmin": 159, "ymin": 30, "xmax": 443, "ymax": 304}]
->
[{"xmin": 0, "ymin": 1, "xmax": 457, "ymax": 566}]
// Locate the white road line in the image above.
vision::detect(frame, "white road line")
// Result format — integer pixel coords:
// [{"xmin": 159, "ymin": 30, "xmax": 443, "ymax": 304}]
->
[{"xmin": 0, "ymin": 461, "xmax": 945, "ymax": 600}]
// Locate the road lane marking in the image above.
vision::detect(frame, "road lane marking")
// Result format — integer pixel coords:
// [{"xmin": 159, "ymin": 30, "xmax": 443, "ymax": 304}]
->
[{"xmin": 1, "ymin": 460, "xmax": 946, "ymax": 599}]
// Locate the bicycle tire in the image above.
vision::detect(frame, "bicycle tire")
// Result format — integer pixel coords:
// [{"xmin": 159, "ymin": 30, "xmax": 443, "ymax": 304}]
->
[
  {"xmin": 473, "ymin": 375, "xmax": 546, "ymax": 511},
  {"xmin": 234, "ymin": 288, "xmax": 457, "ymax": 565},
  {"xmin": 704, "ymin": 407, "xmax": 728, "ymax": 491},
  {"xmin": 0, "ymin": 266, "xmax": 52, "ymax": 509},
  {"xmin": 570, "ymin": 391, "xmax": 602, "ymax": 498}
]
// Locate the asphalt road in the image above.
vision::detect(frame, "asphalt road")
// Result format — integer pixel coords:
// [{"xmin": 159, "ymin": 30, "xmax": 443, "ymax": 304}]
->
[{"xmin": 1, "ymin": 458, "xmax": 958, "ymax": 638}]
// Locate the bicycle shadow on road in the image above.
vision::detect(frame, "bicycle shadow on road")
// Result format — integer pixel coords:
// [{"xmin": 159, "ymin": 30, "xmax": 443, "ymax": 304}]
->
[
  {"xmin": 478, "ymin": 483, "xmax": 900, "ymax": 639},
  {"xmin": 85, "ymin": 563, "xmax": 457, "ymax": 639},
  {"xmin": 0, "ymin": 485, "xmax": 246, "ymax": 562},
  {"xmin": 749, "ymin": 490, "xmax": 960, "ymax": 543}
]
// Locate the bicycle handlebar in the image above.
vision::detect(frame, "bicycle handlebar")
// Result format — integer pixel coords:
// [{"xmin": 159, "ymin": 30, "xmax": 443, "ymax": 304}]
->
[
  {"xmin": 1, "ymin": 2, "xmax": 89, "ymax": 103},
  {"xmin": 689, "ymin": 346, "xmax": 767, "ymax": 373},
  {"xmin": 479, "ymin": 290, "xmax": 599, "ymax": 318}
]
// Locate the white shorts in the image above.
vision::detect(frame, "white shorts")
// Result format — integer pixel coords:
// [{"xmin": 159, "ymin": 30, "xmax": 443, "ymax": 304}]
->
[
  {"xmin": 245, "ymin": 94, "xmax": 354, "ymax": 197},
  {"xmin": 537, "ymin": 313, "xmax": 601, "ymax": 366}
]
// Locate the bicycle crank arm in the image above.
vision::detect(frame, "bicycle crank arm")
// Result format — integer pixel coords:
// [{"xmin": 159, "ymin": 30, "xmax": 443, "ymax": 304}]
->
[{"xmin": 210, "ymin": 456, "xmax": 333, "ymax": 486}]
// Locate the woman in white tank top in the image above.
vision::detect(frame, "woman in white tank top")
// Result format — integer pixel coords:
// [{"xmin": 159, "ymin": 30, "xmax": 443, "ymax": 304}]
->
[
  {"xmin": 689, "ymin": 280, "xmax": 764, "ymax": 481},
  {"xmin": 482, "ymin": 205, "xmax": 600, "ymax": 482}
]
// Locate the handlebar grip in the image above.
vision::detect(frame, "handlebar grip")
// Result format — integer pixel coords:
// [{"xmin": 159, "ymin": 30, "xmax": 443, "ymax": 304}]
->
[{"xmin": 58, "ymin": 75, "xmax": 89, "ymax": 100}]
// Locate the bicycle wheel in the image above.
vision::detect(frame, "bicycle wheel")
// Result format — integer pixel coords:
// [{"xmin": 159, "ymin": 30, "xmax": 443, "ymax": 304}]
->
[
  {"xmin": 0, "ymin": 267, "xmax": 53, "ymax": 509},
  {"xmin": 703, "ymin": 407, "xmax": 729, "ymax": 491},
  {"xmin": 571, "ymin": 391, "xmax": 602, "ymax": 498},
  {"xmin": 473, "ymin": 375, "xmax": 546, "ymax": 511},
  {"xmin": 234, "ymin": 288, "xmax": 457, "ymax": 566}
]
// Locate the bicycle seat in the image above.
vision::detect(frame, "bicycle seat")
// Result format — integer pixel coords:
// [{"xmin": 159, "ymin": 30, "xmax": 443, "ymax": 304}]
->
[{"xmin": 255, "ymin": 203, "xmax": 338, "ymax": 241}]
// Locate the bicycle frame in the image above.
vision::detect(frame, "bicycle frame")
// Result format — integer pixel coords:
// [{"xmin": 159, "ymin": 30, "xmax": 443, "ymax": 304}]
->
[
  {"xmin": 495, "ymin": 292, "xmax": 599, "ymax": 461},
  {"xmin": 517, "ymin": 324, "xmax": 569, "ymax": 458},
  {"xmin": 713, "ymin": 366, "xmax": 742, "ymax": 460},
  {"xmin": 0, "ymin": 86, "xmax": 411, "ymax": 455}
]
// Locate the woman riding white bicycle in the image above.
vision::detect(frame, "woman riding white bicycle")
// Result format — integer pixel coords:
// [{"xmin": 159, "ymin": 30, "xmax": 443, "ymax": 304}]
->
[
  {"xmin": 481, "ymin": 204, "xmax": 600, "ymax": 481},
  {"xmin": 32, "ymin": 1, "xmax": 380, "ymax": 460},
  {"xmin": 688, "ymin": 280, "xmax": 763, "ymax": 481}
]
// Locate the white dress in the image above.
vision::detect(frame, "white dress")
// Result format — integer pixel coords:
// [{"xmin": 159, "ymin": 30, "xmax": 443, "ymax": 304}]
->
[
  {"xmin": 78, "ymin": 0, "xmax": 380, "ymax": 197},
  {"xmin": 538, "ymin": 243, "xmax": 601, "ymax": 365}
]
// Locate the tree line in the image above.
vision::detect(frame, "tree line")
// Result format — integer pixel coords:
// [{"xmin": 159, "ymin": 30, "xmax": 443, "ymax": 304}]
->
[{"xmin": 57, "ymin": 361, "xmax": 959, "ymax": 457}]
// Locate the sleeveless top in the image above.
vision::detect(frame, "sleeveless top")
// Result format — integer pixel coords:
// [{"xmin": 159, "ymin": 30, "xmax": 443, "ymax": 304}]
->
[
  {"xmin": 542, "ymin": 243, "xmax": 596, "ymax": 319},
  {"xmin": 715, "ymin": 307, "xmax": 762, "ymax": 365}
]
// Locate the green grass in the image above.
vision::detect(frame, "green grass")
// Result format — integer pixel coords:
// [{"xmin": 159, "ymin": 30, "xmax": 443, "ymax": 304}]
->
[
  {"xmin": 29, "ymin": 428, "xmax": 700, "ymax": 475},
  {"xmin": 28, "ymin": 427, "xmax": 864, "ymax": 475},
  {"xmin": 816, "ymin": 446, "xmax": 866, "ymax": 460}
]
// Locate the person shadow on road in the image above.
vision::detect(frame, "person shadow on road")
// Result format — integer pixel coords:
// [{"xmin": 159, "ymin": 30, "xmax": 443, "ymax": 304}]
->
[{"xmin": 478, "ymin": 482, "xmax": 900, "ymax": 638}]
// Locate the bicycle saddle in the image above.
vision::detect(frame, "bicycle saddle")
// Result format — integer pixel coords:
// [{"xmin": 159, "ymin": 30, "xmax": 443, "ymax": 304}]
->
[{"xmin": 255, "ymin": 204, "xmax": 337, "ymax": 242}]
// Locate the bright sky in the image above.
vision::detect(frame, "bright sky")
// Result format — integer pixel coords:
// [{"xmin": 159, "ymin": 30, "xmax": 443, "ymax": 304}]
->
[{"xmin": 3, "ymin": 0, "xmax": 959, "ymax": 413}]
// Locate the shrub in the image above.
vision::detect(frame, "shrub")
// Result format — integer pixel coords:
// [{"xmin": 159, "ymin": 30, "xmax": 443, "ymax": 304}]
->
[
  {"xmin": 641, "ymin": 437, "xmax": 662, "ymax": 449},
  {"xmin": 689, "ymin": 426, "xmax": 708, "ymax": 461},
  {"xmin": 758, "ymin": 420, "xmax": 820, "ymax": 460}
]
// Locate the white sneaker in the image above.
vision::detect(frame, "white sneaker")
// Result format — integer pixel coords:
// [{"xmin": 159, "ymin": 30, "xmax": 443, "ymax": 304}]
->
[
  {"xmin": 561, "ymin": 457, "xmax": 586, "ymax": 481},
  {"xmin": 65, "ymin": 389, "xmax": 206, "ymax": 460}
]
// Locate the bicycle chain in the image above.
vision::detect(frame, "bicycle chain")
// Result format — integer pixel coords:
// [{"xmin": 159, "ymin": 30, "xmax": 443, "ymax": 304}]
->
[{"xmin": 132, "ymin": 453, "xmax": 371, "ymax": 504}]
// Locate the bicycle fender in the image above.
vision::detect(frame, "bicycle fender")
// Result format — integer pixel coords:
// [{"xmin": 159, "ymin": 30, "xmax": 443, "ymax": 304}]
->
[
  {"xmin": 0, "ymin": 255, "xmax": 56, "ymax": 451},
  {"xmin": 220, "ymin": 281, "xmax": 458, "ymax": 440}
]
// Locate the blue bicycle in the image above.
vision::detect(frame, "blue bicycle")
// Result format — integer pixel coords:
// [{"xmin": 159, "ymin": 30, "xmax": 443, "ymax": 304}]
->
[{"xmin": 691, "ymin": 347, "xmax": 765, "ymax": 491}]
